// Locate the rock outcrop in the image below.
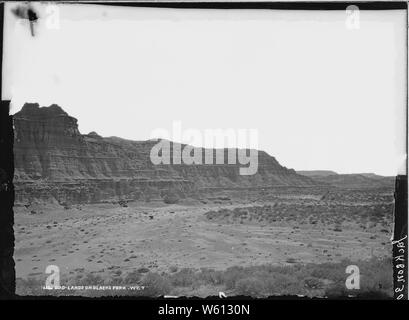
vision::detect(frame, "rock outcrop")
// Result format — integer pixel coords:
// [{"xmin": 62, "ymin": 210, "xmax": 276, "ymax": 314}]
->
[{"xmin": 13, "ymin": 103, "xmax": 319, "ymax": 205}]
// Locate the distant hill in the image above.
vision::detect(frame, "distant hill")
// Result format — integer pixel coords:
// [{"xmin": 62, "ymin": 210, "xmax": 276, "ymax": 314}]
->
[
  {"xmin": 297, "ymin": 170, "xmax": 338, "ymax": 177},
  {"xmin": 297, "ymin": 170, "xmax": 395, "ymax": 189}
]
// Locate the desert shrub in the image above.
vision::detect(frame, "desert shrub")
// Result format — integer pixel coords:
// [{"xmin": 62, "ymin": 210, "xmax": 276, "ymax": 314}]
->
[
  {"xmin": 309, "ymin": 262, "xmax": 346, "ymax": 282},
  {"xmin": 325, "ymin": 282, "xmax": 349, "ymax": 298},
  {"xmin": 221, "ymin": 266, "xmax": 246, "ymax": 289},
  {"xmin": 163, "ymin": 191, "xmax": 180, "ymax": 204},
  {"xmin": 170, "ymin": 268, "xmax": 196, "ymax": 287},
  {"xmin": 137, "ymin": 267, "xmax": 150, "ymax": 274},
  {"xmin": 118, "ymin": 199, "xmax": 128, "ymax": 207},
  {"xmin": 266, "ymin": 264, "xmax": 297, "ymax": 276},
  {"xmin": 197, "ymin": 268, "xmax": 224, "ymax": 285},
  {"xmin": 304, "ymin": 277, "xmax": 324, "ymax": 289},
  {"xmin": 122, "ymin": 270, "xmax": 142, "ymax": 284},
  {"xmin": 141, "ymin": 272, "xmax": 171, "ymax": 297},
  {"xmin": 264, "ymin": 273, "xmax": 304, "ymax": 296},
  {"xmin": 359, "ymin": 257, "xmax": 393, "ymax": 294},
  {"xmin": 169, "ymin": 265, "xmax": 178, "ymax": 273},
  {"xmin": 235, "ymin": 277, "xmax": 265, "ymax": 296}
]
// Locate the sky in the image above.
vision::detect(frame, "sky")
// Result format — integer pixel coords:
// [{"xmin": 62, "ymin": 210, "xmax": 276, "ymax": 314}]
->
[{"xmin": 2, "ymin": 3, "xmax": 407, "ymax": 176}]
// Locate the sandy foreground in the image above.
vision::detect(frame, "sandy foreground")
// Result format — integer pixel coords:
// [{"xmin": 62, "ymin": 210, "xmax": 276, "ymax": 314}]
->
[{"xmin": 14, "ymin": 196, "xmax": 392, "ymax": 291}]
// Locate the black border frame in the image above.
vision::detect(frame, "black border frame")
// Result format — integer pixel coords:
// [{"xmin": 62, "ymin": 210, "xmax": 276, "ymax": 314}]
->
[{"xmin": 0, "ymin": 1, "xmax": 407, "ymax": 308}]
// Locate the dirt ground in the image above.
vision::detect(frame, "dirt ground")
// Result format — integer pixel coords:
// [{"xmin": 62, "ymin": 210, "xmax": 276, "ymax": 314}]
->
[{"xmin": 14, "ymin": 188, "xmax": 393, "ymax": 295}]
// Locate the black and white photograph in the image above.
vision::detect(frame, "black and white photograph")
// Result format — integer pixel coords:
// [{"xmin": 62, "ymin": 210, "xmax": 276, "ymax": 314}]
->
[{"xmin": 0, "ymin": 1, "xmax": 407, "ymax": 302}]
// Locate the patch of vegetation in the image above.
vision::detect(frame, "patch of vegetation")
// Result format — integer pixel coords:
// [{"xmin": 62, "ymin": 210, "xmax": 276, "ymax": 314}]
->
[
  {"xmin": 162, "ymin": 190, "xmax": 180, "ymax": 204},
  {"xmin": 137, "ymin": 267, "xmax": 150, "ymax": 274},
  {"xmin": 140, "ymin": 272, "xmax": 171, "ymax": 297},
  {"xmin": 235, "ymin": 277, "xmax": 265, "ymax": 296},
  {"xmin": 169, "ymin": 268, "xmax": 196, "ymax": 287},
  {"xmin": 17, "ymin": 257, "xmax": 393, "ymax": 298},
  {"xmin": 203, "ymin": 199, "xmax": 394, "ymax": 229}
]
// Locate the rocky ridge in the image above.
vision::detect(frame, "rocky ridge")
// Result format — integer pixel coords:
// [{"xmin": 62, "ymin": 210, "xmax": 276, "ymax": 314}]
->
[{"xmin": 13, "ymin": 103, "xmax": 319, "ymax": 205}]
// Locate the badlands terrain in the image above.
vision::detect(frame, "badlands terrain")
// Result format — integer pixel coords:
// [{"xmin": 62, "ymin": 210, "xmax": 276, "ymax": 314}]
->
[{"xmin": 13, "ymin": 104, "xmax": 395, "ymax": 297}]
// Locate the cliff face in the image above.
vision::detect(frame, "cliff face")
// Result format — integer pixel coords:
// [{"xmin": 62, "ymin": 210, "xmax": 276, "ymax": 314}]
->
[{"xmin": 13, "ymin": 103, "xmax": 318, "ymax": 205}]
